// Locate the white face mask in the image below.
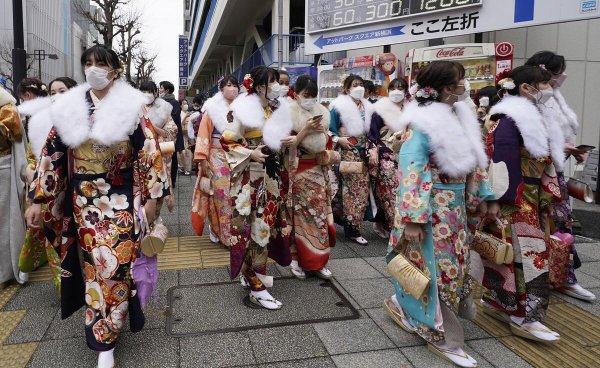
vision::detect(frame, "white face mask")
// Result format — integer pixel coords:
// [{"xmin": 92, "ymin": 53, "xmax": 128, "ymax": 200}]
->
[
  {"xmin": 349, "ymin": 86, "xmax": 365, "ymax": 100},
  {"xmin": 280, "ymin": 85, "xmax": 290, "ymax": 97},
  {"xmin": 267, "ymin": 83, "xmax": 281, "ymax": 100},
  {"xmin": 85, "ymin": 66, "xmax": 112, "ymax": 90},
  {"xmin": 299, "ymin": 97, "xmax": 317, "ymax": 111},
  {"xmin": 528, "ymin": 86, "xmax": 554, "ymax": 105},
  {"xmin": 553, "ymin": 73, "xmax": 567, "ymax": 88},
  {"xmin": 452, "ymin": 79, "xmax": 471, "ymax": 103},
  {"xmin": 143, "ymin": 92, "xmax": 155, "ymax": 105},
  {"xmin": 388, "ymin": 90, "xmax": 405, "ymax": 103}
]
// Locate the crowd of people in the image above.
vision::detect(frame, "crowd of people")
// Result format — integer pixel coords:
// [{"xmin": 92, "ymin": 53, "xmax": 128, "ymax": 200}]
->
[{"xmin": 0, "ymin": 43, "xmax": 596, "ymax": 368}]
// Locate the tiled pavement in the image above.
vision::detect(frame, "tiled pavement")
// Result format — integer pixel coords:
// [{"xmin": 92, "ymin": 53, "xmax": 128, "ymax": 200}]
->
[{"xmin": 0, "ymin": 174, "xmax": 598, "ymax": 368}]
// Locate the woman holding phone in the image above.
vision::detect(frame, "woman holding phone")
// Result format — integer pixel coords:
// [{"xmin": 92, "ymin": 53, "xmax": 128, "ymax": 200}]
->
[
  {"xmin": 286, "ymin": 75, "xmax": 336, "ymax": 280},
  {"xmin": 525, "ymin": 51, "xmax": 596, "ymax": 302}
]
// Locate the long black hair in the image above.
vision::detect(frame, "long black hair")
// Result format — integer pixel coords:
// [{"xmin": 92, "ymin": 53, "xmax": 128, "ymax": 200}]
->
[
  {"xmin": 248, "ymin": 65, "xmax": 279, "ymax": 98},
  {"xmin": 525, "ymin": 51, "xmax": 566, "ymax": 75},
  {"xmin": 504, "ymin": 65, "xmax": 551, "ymax": 97}
]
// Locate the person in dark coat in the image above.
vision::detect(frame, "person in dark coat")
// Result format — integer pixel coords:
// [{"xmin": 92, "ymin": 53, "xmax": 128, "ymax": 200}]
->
[{"xmin": 159, "ymin": 81, "xmax": 183, "ymax": 185}]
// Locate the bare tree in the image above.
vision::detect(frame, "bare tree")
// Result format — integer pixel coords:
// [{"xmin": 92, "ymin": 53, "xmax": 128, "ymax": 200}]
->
[
  {"xmin": 114, "ymin": 10, "xmax": 142, "ymax": 83},
  {"xmin": 74, "ymin": 0, "xmax": 130, "ymax": 47},
  {"xmin": 0, "ymin": 36, "xmax": 35, "ymax": 91},
  {"xmin": 133, "ymin": 49, "xmax": 157, "ymax": 86}
]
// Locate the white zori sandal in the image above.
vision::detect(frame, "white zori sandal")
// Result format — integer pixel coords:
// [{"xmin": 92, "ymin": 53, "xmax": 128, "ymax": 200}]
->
[
  {"xmin": 383, "ymin": 297, "xmax": 416, "ymax": 333},
  {"xmin": 249, "ymin": 290, "xmax": 282, "ymax": 310},
  {"xmin": 427, "ymin": 342, "xmax": 478, "ymax": 368},
  {"xmin": 350, "ymin": 236, "xmax": 368, "ymax": 246},
  {"xmin": 510, "ymin": 320, "xmax": 560, "ymax": 343}
]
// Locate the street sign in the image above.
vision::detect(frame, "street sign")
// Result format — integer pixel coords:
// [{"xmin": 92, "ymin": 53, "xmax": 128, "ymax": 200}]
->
[
  {"xmin": 305, "ymin": 0, "xmax": 600, "ymax": 54},
  {"xmin": 179, "ymin": 35, "xmax": 189, "ymax": 88}
]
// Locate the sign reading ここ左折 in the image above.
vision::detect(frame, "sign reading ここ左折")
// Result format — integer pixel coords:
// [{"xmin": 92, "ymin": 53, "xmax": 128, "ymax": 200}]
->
[{"xmin": 305, "ymin": 0, "xmax": 600, "ymax": 54}]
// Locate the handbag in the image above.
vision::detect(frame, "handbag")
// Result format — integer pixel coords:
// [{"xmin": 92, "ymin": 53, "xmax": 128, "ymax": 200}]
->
[
  {"xmin": 316, "ymin": 150, "xmax": 341, "ymax": 166},
  {"xmin": 140, "ymin": 208, "xmax": 168, "ymax": 257},
  {"xmin": 567, "ymin": 177, "xmax": 594, "ymax": 203},
  {"xmin": 199, "ymin": 176, "xmax": 214, "ymax": 195},
  {"xmin": 546, "ymin": 217, "xmax": 572, "ymax": 288},
  {"xmin": 386, "ymin": 239, "xmax": 431, "ymax": 300},
  {"xmin": 339, "ymin": 161, "xmax": 366, "ymax": 174},
  {"xmin": 471, "ymin": 219, "xmax": 513, "ymax": 264}
]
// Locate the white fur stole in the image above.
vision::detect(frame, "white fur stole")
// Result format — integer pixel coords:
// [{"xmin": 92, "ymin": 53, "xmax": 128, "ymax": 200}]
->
[
  {"xmin": 365, "ymin": 97, "xmax": 403, "ymax": 132},
  {"xmin": 202, "ymin": 92, "xmax": 230, "ymax": 134},
  {"xmin": 146, "ymin": 98, "xmax": 173, "ymax": 129},
  {"xmin": 230, "ymin": 93, "xmax": 293, "ymax": 152},
  {"xmin": 396, "ymin": 101, "xmax": 489, "ymax": 177},
  {"xmin": 50, "ymin": 81, "xmax": 146, "ymax": 148},
  {"xmin": 329, "ymin": 94, "xmax": 369, "ymax": 137},
  {"xmin": 489, "ymin": 95, "xmax": 549, "ymax": 159}
]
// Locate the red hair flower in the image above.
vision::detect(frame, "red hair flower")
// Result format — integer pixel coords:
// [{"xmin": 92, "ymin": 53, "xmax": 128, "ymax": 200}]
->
[{"xmin": 243, "ymin": 74, "xmax": 254, "ymax": 94}]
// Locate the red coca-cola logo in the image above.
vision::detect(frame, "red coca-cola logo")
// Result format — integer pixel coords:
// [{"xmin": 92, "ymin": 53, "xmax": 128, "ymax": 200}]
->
[{"xmin": 436, "ymin": 47, "xmax": 465, "ymax": 58}]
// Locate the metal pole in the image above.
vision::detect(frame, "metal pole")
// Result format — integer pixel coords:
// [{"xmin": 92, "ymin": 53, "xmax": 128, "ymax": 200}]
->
[
  {"xmin": 37, "ymin": 50, "xmax": 42, "ymax": 80},
  {"xmin": 277, "ymin": 0, "xmax": 283, "ymax": 69},
  {"xmin": 12, "ymin": 0, "xmax": 27, "ymax": 96}
]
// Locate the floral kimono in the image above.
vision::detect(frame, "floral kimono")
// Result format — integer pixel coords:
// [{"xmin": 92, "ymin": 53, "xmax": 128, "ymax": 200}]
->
[
  {"xmin": 288, "ymin": 100, "xmax": 336, "ymax": 271},
  {"xmin": 191, "ymin": 92, "xmax": 232, "ymax": 244},
  {"xmin": 483, "ymin": 95, "xmax": 561, "ymax": 323},
  {"xmin": 365, "ymin": 97, "xmax": 403, "ymax": 231},
  {"xmin": 0, "ymin": 87, "xmax": 27, "ymax": 285},
  {"xmin": 387, "ymin": 101, "xmax": 493, "ymax": 346},
  {"xmin": 146, "ymin": 98, "xmax": 177, "ymax": 214},
  {"xmin": 329, "ymin": 94, "xmax": 372, "ymax": 237},
  {"xmin": 31, "ymin": 81, "xmax": 169, "ymax": 351},
  {"xmin": 220, "ymin": 92, "xmax": 292, "ymax": 290}
]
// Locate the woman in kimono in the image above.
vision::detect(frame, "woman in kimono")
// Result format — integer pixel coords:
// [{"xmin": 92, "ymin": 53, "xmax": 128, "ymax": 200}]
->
[
  {"xmin": 191, "ymin": 75, "xmax": 238, "ymax": 244},
  {"xmin": 140, "ymin": 81, "xmax": 177, "ymax": 215},
  {"xmin": 287, "ymin": 75, "xmax": 335, "ymax": 280},
  {"xmin": 18, "ymin": 77, "xmax": 78, "ymax": 290},
  {"xmin": 0, "ymin": 83, "xmax": 27, "ymax": 288},
  {"xmin": 329, "ymin": 75, "xmax": 371, "ymax": 245},
  {"xmin": 480, "ymin": 65, "xmax": 562, "ymax": 343},
  {"xmin": 383, "ymin": 61, "xmax": 497, "ymax": 368},
  {"xmin": 525, "ymin": 51, "xmax": 596, "ymax": 302},
  {"xmin": 26, "ymin": 45, "xmax": 168, "ymax": 368},
  {"xmin": 221, "ymin": 66, "xmax": 293, "ymax": 310},
  {"xmin": 365, "ymin": 78, "xmax": 408, "ymax": 239}
]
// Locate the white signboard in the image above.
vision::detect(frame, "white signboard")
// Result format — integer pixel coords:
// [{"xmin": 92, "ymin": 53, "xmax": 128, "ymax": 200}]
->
[{"xmin": 305, "ymin": 0, "xmax": 600, "ymax": 54}]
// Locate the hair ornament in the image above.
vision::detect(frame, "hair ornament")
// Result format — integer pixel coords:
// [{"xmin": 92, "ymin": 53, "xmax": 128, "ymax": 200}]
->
[{"xmin": 243, "ymin": 74, "xmax": 254, "ymax": 94}]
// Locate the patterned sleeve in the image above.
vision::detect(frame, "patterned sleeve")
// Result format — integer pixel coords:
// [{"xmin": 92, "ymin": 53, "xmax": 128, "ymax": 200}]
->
[
  {"xmin": 0, "ymin": 104, "xmax": 23, "ymax": 143},
  {"xmin": 133, "ymin": 118, "xmax": 170, "ymax": 200},
  {"xmin": 193, "ymin": 113, "xmax": 213, "ymax": 162},
  {"xmin": 329, "ymin": 108, "xmax": 342, "ymax": 137},
  {"xmin": 465, "ymin": 168, "xmax": 496, "ymax": 214},
  {"xmin": 488, "ymin": 116, "xmax": 523, "ymax": 205},
  {"xmin": 540, "ymin": 162, "xmax": 562, "ymax": 209},
  {"xmin": 31, "ymin": 128, "xmax": 68, "ymax": 205},
  {"xmin": 397, "ymin": 129, "xmax": 432, "ymax": 224},
  {"xmin": 220, "ymin": 114, "xmax": 253, "ymax": 173}
]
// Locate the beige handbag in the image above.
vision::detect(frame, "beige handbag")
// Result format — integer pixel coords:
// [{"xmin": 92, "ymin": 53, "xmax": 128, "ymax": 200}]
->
[
  {"xmin": 567, "ymin": 177, "xmax": 594, "ymax": 203},
  {"xmin": 159, "ymin": 141, "xmax": 175, "ymax": 155},
  {"xmin": 140, "ymin": 208, "xmax": 168, "ymax": 257},
  {"xmin": 471, "ymin": 220, "xmax": 513, "ymax": 264},
  {"xmin": 199, "ymin": 176, "xmax": 214, "ymax": 195},
  {"xmin": 339, "ymin": 161, "xmax": 366, "ymax": 174},
  {"xmin": 386, "ymin": 239, "xmax": 431, "ymax": 300}
]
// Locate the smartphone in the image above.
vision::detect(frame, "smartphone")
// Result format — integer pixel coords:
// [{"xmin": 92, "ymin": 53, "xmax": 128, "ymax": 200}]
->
[
  {"xmin": 347, "ymin": 137, "xmax": 359, "ymax": 146},
  {"xmin": 576, "ymin": 145, "xmax": 596, "ymax": 152},
  {"xmin": 312, "ymin": 115, "xmax": 323, "ymax": 120}
]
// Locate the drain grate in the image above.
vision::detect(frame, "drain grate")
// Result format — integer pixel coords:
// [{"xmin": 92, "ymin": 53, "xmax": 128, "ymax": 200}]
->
[{"xmin": 166, "ymin": 277, "xmax": 360, "ymax": 337}]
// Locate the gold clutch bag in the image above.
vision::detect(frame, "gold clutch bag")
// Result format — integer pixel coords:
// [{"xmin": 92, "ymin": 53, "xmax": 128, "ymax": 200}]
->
[
  {"xmin": 338, "ymin": 161, "xmax": 366, "ymax": 174},
  {"xmin": 471, "ymin": 220, "xmax": 513, "ymax": 264},
  {"xmin": 386, "ymin": 248, "xmax": 430, "ymax": 300}
]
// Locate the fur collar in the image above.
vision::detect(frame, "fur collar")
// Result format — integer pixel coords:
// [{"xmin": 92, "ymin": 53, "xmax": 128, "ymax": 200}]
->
[
  {"xmin": 230, "ymin": 92, "xmax": 293, "ymax": 151},
  {"xmin": 28, "ymin": 108, "xmax": 53, "ymax": 158},
  {"xmin": 397, "ymin": 101, "xmax": 488, "ymax": 177},
  {"xmin": 50, "ymin": 81, "xmax": 146, "ymax": 148},
  {"xmin": 540, "ymin": 104, "xmax": 566, "ymax": 171},
  {"xmin": 329, "ymin": 94, "xmax": 369, "ymax": 137},
  {"xmin": 17, "ymin": 96, "xmax": 52, "ymax": 116},
  {"xmin": 365, "ymin": 97, "xmax": 403, "ymax": 132},
  {"xmin": 289, "ymin": 99, "xmax": 330, "ymax": 153},
  {"xmin": 490, "ymin": 95, "xmax": 549, "ymax": 158},
  {"xmin": 552, "ymin": 88, "xmax": 578, "ymax": 136},
  {"xmin": 146, "ymin": 98, "xmax": 173, "ymax": 129},
  {"xmin": 202, "ymin": 92, "xmax": 230, "ymax": 133},
  {"xmin": 0, "ymin": 86, "xmax": 16, "ymax": 107}
]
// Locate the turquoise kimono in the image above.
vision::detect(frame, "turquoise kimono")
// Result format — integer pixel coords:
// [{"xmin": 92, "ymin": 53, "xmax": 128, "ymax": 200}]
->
[{"xmin": 387, "ymin": 128, "xmax": 494, "ymax": 343}]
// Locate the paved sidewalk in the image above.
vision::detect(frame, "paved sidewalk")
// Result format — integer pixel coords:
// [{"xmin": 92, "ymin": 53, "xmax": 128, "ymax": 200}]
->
[{"xmin": 0, "ymin": 174, "xmax": 598, "ymax": 368}]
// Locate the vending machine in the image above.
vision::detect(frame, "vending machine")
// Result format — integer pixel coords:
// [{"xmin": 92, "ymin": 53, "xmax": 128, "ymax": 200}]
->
[
  {"xmin": 404, "ymin": 43, "xmax": 514, "ymax": 94},
  {"xmin": 317, "ymin": 52, "xmax": 401, "ymax": 104}
]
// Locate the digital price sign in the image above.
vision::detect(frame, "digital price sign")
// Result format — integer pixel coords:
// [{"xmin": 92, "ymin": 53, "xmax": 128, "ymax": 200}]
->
[{"xmin": 307, "ymin": 0, "xmax": 482, "ymax": 34}]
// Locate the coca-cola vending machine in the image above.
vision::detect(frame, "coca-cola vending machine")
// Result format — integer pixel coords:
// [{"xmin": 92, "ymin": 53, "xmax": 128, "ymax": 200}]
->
[{"xmin": 404, "ymin": 43, "xmax": 514, "ymax": 95}]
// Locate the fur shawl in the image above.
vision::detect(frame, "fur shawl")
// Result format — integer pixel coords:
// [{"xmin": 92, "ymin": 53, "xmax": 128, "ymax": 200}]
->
[
  {"xmin": 396, "ymin": 100, "xmax": 489, "ymax": 177},
  {"xmin": 552, "ymin": 88, "xmax": 578, "ymax": 144},
  {"xmin": 540, "ymin": 104, "xmax": 566, "ymax": 171},
  {"xmin": 489, "ymin": 95, "xmax": 549, "ymax": 159},
  {"xmin": 289, "ymin": 99, "xmax": 330, "ymax": 154},
  {"xmin": 146, "ymin": 98, "xmax": 173, "ymax": 129},
  {"xmin": 50, "ymin": 81, "xmax": 146, "ymax": 148},
  {"xmin": 202, "ymin": 92, "xmax": 229, "ymax": 134},
  {"xmin": 329, "ymin": 94, "xmax": 369, "ymax": 137},
  {"xmin": 0, "ymin": 86, "xmax": 16, "ymax": 107},
  {"xmin": 365, "ymin": 97, "xmax": 403, "ymax": 132},
  {"xmin": 230, "ymin": 92, "xmax": 292, "ymax": 152},
  {"xmin": 27, "ymin": 108, "xmax": 53, "ymax": 158},
  {"xmin": 17, "ymin": 96, "xmax": 51, "ymax": 117}
]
